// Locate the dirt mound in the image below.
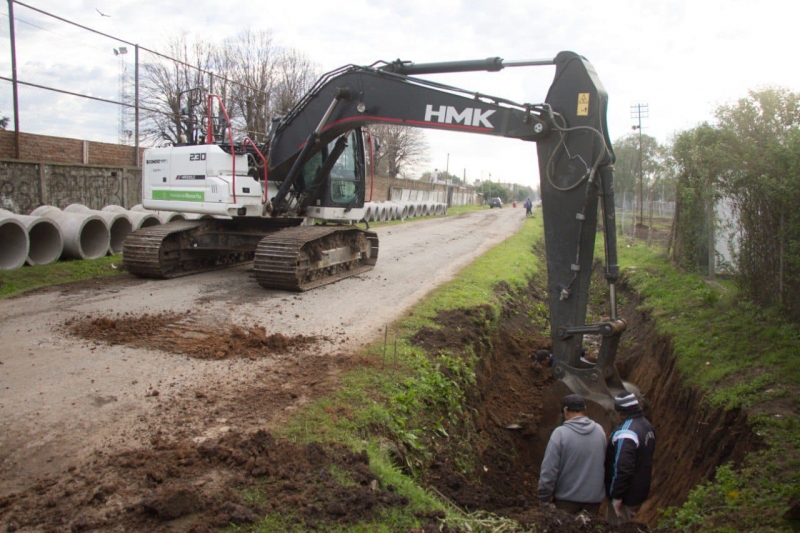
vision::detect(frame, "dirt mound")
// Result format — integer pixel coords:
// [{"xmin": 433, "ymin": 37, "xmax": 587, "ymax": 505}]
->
[
  {"xmin": 66, "ymin": 312, "xmax": 321, "ymax": 359},
  {"xmin": 0, "ymin": 430, "xmax": 409, "ymax": 531}
]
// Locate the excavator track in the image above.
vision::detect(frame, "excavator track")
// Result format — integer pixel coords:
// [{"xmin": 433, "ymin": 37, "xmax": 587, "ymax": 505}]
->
[
  {"xmin": 122, "ymin": 220, "xmax": 257, "ymax": 278},
  {"xmin": 253, "ymin": 226, "xmax": 378, "ymax": 291}
]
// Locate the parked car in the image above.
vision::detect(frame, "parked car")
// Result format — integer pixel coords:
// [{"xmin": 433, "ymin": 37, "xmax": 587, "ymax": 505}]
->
[{"xmin": 489, "ymin": 197, "xmax": 503, "ymax": 208}]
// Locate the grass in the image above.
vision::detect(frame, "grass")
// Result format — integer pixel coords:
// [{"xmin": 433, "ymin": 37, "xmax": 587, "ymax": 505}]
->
[
  {"xmin": 242, "ymin": 216, "xmax": 544, "ymax": 532},
  {"xmin": 0, "ymin": 255, "xmax": 122, "ymax": 299},
  {"xmin": 616, "ymin": 238, "xmax": 800, "ymax": 531}
]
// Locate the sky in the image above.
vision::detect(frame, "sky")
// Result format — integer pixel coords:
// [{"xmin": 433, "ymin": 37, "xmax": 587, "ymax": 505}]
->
[{"xmin": 2, "ymin": 0, "xmax": 800, "ymax": 190}]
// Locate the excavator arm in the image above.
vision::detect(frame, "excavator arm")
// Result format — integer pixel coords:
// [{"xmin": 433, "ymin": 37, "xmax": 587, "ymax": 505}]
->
[{"xmin": 266, "ymin": 51, "xmax": 637, "ymax": 417}]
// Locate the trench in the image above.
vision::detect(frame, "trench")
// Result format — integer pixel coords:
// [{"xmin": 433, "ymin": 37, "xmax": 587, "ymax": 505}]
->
[{"xmin": 415, "ymin": 270, "xmax": 762, "ymax": 529}]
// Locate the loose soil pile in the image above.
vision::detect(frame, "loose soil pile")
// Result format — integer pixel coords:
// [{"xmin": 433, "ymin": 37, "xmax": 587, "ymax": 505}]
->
[
  {"xmin": 66, "ymin": 312, "xmax": 321, "ymax": 360},
  {"xmin": 1, "ymin": 238, "xmax": 764, "ymax": 532},
  {"xmin": 0, "ymin": 430, "xmax": 410, "ymax": 532}
]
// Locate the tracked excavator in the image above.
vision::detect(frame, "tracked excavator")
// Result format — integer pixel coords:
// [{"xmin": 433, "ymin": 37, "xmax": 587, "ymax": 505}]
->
[{"xmin": 122, "ymin": 51, "xmax": 638, "ymax": 422}]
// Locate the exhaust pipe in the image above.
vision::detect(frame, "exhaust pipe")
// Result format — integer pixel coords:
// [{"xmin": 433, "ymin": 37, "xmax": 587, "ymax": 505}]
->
[
  {"xmin": 0, "ymin": 210, "xmax": 30, "ymax": 270},
  {"xmin": 64, "ymin": 204, "xmax": 132, "ymax": 255},
  {"xmin": 0, "ymin": 208, "xmax": 63, "ymax": 266},
  {"xmin": 31, "ymin": 205, "xmax": 110, "ymax": 260}
]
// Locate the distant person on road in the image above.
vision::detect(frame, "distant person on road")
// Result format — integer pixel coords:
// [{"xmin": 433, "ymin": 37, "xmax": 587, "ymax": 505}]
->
[
  {"xmin": 538, "ymin": 394, "xmax": 607, "ymax": 515},
  {"xmin": 534, "ymin": 349, "xmax": 553, "ymax": 368},
  {"xmin": 524, "ymin": 198, "xmax": 532, "ymax": 216},
  {"xmin": 605, "ymin": 391, "xmax": 656, "ymax": 525}
]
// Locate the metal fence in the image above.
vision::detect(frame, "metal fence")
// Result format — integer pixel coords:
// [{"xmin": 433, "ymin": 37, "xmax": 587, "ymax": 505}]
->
[
  {"xmin": 0, "ymin": 1, "xmax": 266, "ymax": 163},
  {"xmin": 616, "ymin": 191, "xmax": 675, "ymax": 240}
]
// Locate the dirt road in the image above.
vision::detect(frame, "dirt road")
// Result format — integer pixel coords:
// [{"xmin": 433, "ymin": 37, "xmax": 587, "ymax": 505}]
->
[{"xmin": 0, "ymin": 206, "xmax": 525, "ymax": 497}]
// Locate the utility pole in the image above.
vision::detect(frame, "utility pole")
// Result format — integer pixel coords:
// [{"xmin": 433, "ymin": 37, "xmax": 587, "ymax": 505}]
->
[
  {"xmin": 631, "ymin": 103, "xmax": 649, "ymax": 228},
  {"xmin": 445, "ymin": 153, "xmax": 450, "ymax": 207}
]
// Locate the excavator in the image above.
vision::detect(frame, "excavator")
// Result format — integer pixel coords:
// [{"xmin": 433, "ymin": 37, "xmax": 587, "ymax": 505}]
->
[{"xmin": 122, "ymin": 50, "xmax": 638, "ymax": 422}]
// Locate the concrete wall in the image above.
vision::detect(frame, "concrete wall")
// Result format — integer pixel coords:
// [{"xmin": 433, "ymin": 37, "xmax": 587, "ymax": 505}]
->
[
  {"xmin": 0, "ymin": 160, "xmax": 141, "ymax": 215},
  {"xmin": 370, "ymin": 174, "xmax": 479, "ymax": 206},
  {"xmin": 0, "ymin": 130, "xmax": 143, "ymax": 167},
  {"xmin": 0, "ymin": 131, "xmax": 143, "ymax": 215},
  {"xmin": 0, "ymin": 130, "xmax": 478, "ymax": 214}
]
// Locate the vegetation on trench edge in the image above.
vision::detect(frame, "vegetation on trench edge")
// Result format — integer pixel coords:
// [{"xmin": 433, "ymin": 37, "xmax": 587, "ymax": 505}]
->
[
  {"xmin": 617, "ymin": 240, "xmax": 800, "ymax": 531},
  {"xmin": 237, "ymin": 216, "xmax": 545, "ymax": 532}
]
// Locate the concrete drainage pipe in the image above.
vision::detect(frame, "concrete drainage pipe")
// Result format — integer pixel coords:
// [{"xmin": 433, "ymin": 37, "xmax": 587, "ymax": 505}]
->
[
  {"xmin": 30, "ymin": 205, "xmax": 110, "ymax": 260},
  {"xmin": 0, "ymin": 208, "xmax": 63, "ymax": 266},
  {"xmin": 64, "ymin": 204, "xmax": 132, "ymax": 255},
  {"xmin": 103, "ymin": 205, "xmax": 161, "ymax": 230},
  {"xmin": 0, "ymin": 210, "xmax": 30, "ymax": 270},
  {"xmin": 155, "ymin": 211, "xmax": 185, "ymax": 223}
]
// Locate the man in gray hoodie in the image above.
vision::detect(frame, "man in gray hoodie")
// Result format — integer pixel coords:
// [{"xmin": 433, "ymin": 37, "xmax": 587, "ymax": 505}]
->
[{"xmin": 538, "ymin": 394, "xmax": 607, "ymax": 514}]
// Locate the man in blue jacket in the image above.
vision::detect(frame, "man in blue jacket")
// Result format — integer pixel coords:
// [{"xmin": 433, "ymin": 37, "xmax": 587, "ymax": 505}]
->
[
  {"xmin": 538, "ymin": 394, "xmax": 607, "ymax": 514},
  {"xmin": 605, "ymin": 391, "xmax": 656, "ymax": 524}
]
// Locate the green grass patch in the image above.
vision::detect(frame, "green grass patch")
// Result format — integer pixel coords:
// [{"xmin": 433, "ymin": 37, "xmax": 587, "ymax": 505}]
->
[
  {"xmin": 0, "ymin": 255, "xmax": 122, "ymax": 299},
  {"xmin": 615, "ymin": 239, "xmax": 800, "ymax": 531},
  {"xmin": 248, "ymin": 216, "xmax": 544, "ymax": 531}
]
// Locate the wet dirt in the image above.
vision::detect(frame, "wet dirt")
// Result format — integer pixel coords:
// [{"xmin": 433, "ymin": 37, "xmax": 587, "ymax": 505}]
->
[
  {"xmin": 66, "ymin": 312, "xmax": 321, "ymax": 360},
  {"xmin": 0, "ymin": 209, "xmax": 763, "ymax": 531}
]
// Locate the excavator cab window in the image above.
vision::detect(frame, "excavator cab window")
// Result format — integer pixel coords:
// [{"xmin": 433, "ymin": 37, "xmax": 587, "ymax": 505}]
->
[
  {"xmin": 298, "ymin": 129, "xmax": 364, "ymax": 208},
  {"xmin": 329, "ymin": 131, "xmax": 359, "ymax": 205}
]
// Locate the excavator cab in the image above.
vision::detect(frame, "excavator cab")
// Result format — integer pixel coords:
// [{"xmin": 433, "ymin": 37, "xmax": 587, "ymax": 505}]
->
[{"xmin": 297, "ymin": 129, "xmax": 366, "ymax": 212}]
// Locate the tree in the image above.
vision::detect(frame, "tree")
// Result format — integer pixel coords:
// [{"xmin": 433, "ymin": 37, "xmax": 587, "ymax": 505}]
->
[
  {"xmin": 369, "ymin": 124, "xmax": 429, "ymax": 178},
  {"xmin": 271, "ymin": 48, "xmax": 318, "ymax": 117},
  {"xmin": 712, "ymin": 87, "xmax": 800, "ymax": 317},
  {"xmin": 140, "ymin": 30, "xmax": 318, "ymax": 145},
  {"xmin": 222, "ymin": 29, "xmax": 278, "ymax": 142},
  {"xmin": 140, "ymin": 33, "xmax": 220, "ymax": 145},
  {"xmin": 670, "ymin": 123, "xmax": 725, "ymax": 271},
  {"xmin": 612, "ymin": 133, "xmax": 662, "ymax": 213}
]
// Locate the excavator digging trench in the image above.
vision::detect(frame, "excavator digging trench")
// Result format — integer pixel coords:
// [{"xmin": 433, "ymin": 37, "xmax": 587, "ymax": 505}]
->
[{"xmin": 411, "ymin": 275, "xmax": 760, "ymax": 529}]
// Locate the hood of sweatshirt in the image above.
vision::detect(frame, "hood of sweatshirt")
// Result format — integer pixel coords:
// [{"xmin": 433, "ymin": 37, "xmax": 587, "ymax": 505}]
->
[{"xmin": 563, "ymin": 416, "xmax": 597, "ymax": 435}]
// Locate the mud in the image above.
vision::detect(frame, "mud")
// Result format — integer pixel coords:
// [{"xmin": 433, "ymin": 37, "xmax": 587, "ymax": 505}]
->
[
  {"xmin": 0, "ymin": 209, "xmax": 763, "ymax": 531},
  {"xmin": 66, "ymin": 312, "xmax": 321, "ymax": 360},
  {"xmin": 0, "ymin": 429, "xmax": 410, "ymax": 532}
]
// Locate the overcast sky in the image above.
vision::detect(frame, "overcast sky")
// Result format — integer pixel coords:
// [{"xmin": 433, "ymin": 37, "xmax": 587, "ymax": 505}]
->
[{"xmin": 2, "ymin": 0, "xmax": 799, "ymax": 189}]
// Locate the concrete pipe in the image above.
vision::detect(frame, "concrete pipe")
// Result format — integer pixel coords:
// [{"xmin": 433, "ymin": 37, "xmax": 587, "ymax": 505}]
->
[
  {"xmin": 398, "ymin": 203, "xmax": 408, "ymax": 221},
  {"xmin": 419, "ymin": 203, "xmax": 430, "ymax": 217},
  {"xmin": 363, "ymin": 203, "xmax": 373, "ymax": 222},
  {"xmin": 64, "ymin": 204, "xmax": 132, "ymax": 255},
  {"xmin": 385, "ymin": 203, "xmax": 397, "ymax": 221},
  {"xmin": 102, "ymin": 205, "xmax": 161, "ymax": 230},
  {"xmin": 405, "ymin": 203, "xmax": 416, "ymax": 218},
  {"xmin": 161, "ymin": 212, "xmax": 186, "ymax": 223},
  {"xmin": 0, "ymin": 211, "xmax": 30, "ymax": 270},
  {"xmin": 31, "ymin": 205, "xmax": 110, "ymax": 260},
  {"xmin": 0, "ymin": 208, "xmax": 63, "ymax": 266}
]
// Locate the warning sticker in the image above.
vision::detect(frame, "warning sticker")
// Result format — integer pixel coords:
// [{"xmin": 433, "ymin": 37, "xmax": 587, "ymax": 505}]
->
[{"xmin": 577, "ymin": 93, "xmax": 590, "ymax": 116}]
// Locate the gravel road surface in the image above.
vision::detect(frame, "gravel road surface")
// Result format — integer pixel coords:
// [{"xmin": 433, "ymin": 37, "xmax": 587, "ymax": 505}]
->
[{"xmin": 0, "ymin": 206, "xmax": 525, "ymax": 495}]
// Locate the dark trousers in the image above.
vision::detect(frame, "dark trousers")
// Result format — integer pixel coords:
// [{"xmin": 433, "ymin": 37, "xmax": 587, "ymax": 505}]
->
[{"xmin": 554, "ymin": 499, "xmax": 601, "ymax": 515}]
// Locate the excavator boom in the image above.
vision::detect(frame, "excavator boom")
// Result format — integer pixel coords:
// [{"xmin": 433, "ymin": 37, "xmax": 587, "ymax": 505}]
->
[{"xmin": 126, "ymin": 51, "xmax": 637, "ymax": 416}]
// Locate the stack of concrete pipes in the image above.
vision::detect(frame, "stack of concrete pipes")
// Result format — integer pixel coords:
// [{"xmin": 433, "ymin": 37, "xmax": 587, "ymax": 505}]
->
[
  {"xmin": 362, "ymin": 201, "xmax": 446, "ymax": 223},
  {"xmin": 0, "ymin": 204, "xmax": 166, "ymax": 271}
]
